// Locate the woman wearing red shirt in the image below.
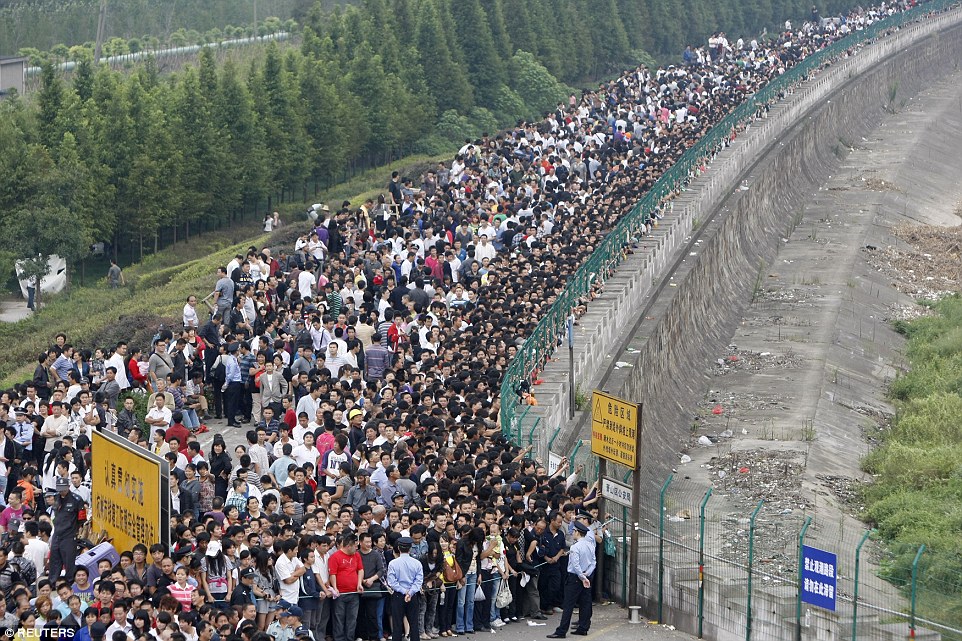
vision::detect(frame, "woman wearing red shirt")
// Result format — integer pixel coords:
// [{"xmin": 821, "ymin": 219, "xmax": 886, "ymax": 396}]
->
[{"xmin": 128, "ymin": 347, "xmax": 148, "ymax": 388}]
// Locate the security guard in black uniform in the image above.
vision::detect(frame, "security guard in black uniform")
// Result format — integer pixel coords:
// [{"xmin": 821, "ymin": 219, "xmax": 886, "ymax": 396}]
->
[{"xmin": 49, "ymin": 476, "xmax": 84, "ymax": 581}]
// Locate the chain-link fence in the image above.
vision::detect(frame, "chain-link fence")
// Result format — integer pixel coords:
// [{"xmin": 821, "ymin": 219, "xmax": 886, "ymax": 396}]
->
[{"xmin": 574, "ymin": 467, "xmax": 962, "ymax": 641}]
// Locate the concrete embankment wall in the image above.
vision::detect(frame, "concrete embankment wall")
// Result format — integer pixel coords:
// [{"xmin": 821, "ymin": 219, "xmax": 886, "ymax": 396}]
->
[
  {"xmin": 615, "ymin": 9, "xmax": 962, "ymax": 502},
  {"xmin": 530, "ymin": 9, "xmax": 962, "ymax": 484},
  {"xmin": 536, "ymin": 9, "xmax": 962, "ymax": 490},
  {"xmin": 524, "ymin": 10, "xmax": 962, "ymax": 639}
]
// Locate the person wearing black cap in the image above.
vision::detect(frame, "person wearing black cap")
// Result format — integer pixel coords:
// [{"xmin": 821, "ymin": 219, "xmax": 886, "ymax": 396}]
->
[
  {"xmin": 48, "ymin": 476, "xmax": 84, "ymax": 582},
  {"xmin": 386, "ymin": 537, "xmax": 423, "ymax": 641},
  {"xmin": 546, "ymin": 522, "xmax": 595, "ymax": 638},
  {"xmin": 231, "ymin": 567, "xmax": 258, "ymax": 607}
]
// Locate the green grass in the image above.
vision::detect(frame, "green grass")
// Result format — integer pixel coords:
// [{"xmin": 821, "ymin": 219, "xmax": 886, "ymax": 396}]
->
[
  {"xmin": 861, "ymin": 295, "xmax": 962, "ymax": 628},
  {"xmin": 0, "ymin": 228, "xmax": 271, "ymax": 387}
]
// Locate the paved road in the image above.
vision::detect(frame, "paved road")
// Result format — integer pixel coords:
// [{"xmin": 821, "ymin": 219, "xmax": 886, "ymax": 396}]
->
[
  {"xmin": 195, "ymin": 414, "xmax": 253, "ymax": 457},
  {"xmin": 0, "ymin": 297, "xmax": 32, "ymax": 323},
  {"xmin": 356, "ymin": 603, "xmax": 695, "ymax": 641}
]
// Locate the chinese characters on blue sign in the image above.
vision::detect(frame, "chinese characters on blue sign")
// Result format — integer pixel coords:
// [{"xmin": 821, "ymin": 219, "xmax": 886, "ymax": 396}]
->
[{"xmin": 801, "ymin": 545, "xmax": 837, "ymax": 611}]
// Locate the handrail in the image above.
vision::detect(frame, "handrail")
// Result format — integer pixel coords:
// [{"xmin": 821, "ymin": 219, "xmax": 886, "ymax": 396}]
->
[{"xmin": 498, "ymin": 0, "xmax": 959, "ymax": 440}]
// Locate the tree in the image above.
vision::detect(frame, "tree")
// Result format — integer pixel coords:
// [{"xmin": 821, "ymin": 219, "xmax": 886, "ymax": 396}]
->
[
  {"xmin": 171, "ymin": 68, "xmax": 225, "ymax": 230},
  {"xmin": 198, "ymin": 47, "xmax": 219, "ymax": 102},
  {"xmin": 346, "ymin": 43, "xmax": 400, "ymax": 162},
  {"xmin": 217, "ymin": 60, "xmax": 269, "ymax": 220},
  {"xmin": 37, "ymin": 62, "xmax": 66, "ymax": 150},
  {"xmin": 480, "ymin": 0, "xmax": 513, "ymax": 61},
  {"xmin": 509, "ymin": 50, "xmax": 570, "ymax": 117},
  {"xmin": 298, "ymin": 58, "xmax": 348, "ymax": 186},
  {"xmin": 4, "ymin": 142, "xmax": 95, "ymax": 305},
  {"xmin": 255, "ymin": 43, "xmax": 311, "ymax": 198},
  {"xmin": 88, "ymin": 68, "xmax": 134, "ymax": 250},
  {"xmin": 450, "ymin": 0, "xmax": 506, "ymax": 109},
  {"xmin": 73, "ymin": 58, "xmax": 94, "ymax": 103},
  {"xmin": 415, "ymin": 0, "xmax": 473, "ymax": 113},
  {"xmin": 584, "ymin": 0, "xmax": 631, "ymax": 77}
]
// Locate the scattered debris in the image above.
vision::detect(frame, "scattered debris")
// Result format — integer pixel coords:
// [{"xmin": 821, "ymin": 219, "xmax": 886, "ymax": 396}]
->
[
  {"xmin": 816, "ymin": 474, "xmax": 867, "ymax": 514},
  {"xmin": 710, "ymin": 348, "xmax": 803, "ymax": 376},
  {"xmin": 863, "ymin": 224, "xmax": 962, "ymax": 303},
  {"xmin": 859, "ymin": 175, "xmax": 903, "ymax": 192},
  {"xmin": 705, "ymin": 449, "xmax": 809, "ymax": 572}
]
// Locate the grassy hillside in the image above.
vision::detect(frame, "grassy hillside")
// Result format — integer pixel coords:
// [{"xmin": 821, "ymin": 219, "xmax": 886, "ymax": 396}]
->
[
  {"xmin": 0, "ymin": 151, "xmax": 447, "ymax": 388},
  {"xmin": 862, "ymin": 296, "xmax": 962, "ymax": 629}
]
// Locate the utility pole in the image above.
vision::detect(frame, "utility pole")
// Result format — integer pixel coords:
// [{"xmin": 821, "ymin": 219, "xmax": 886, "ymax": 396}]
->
[{"xmin": 94, "ymin": 0, "xmax": 107, "ymax": 63}]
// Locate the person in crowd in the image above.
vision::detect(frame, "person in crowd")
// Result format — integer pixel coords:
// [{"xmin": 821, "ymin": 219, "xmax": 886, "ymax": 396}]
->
[{"xmin": 0, "ymin": 4, "xmax": 921, "ymax": 641}]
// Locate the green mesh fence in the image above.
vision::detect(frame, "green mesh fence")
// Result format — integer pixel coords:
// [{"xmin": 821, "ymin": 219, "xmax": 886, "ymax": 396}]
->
[
  {"xmin": 502, "ymin": 3, "xmax": 962, "ymax": 640},
  {"xmin": 598, "ymin": 471, "xmax": 962, "ymax": 641}
]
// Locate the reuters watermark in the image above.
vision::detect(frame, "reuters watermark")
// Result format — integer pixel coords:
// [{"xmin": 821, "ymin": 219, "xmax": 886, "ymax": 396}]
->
[{"xmin": 6, "ymin": 630, "xmax": 77, "ymax": 638}]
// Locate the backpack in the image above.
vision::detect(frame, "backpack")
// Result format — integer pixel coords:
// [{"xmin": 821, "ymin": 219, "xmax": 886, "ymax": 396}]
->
[{"xmin": 208, "ymin": 357, "xmax": 226, "ymax": 385}]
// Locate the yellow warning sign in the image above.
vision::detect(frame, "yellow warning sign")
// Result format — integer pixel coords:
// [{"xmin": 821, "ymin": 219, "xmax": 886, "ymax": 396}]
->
[
  {"xmin": 591, "ymin": 390, "xmax": 641, "ymax": 469},
  {"xmin": 91, "ymin": 430, "xmax": 170, "ymax": 552}
]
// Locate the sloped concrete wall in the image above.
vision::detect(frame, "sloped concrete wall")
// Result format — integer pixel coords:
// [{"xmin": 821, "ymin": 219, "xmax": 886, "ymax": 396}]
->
[
  {"xmin": 616, "ymin": 9, "xmax": 962, "ymax": 503},
  {"xmin": 536, "ymin": 6, "xmax": 962, "ymax": 494}
]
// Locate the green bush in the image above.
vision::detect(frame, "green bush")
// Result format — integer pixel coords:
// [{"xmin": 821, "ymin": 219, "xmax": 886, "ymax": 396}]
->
[
  {"xmin": 509, "ymin": 50, "xmax": 571, "ymax": 117},
  {"xmin": 865, "ymin": 296, "xmax": 962, "ymax": 630}
]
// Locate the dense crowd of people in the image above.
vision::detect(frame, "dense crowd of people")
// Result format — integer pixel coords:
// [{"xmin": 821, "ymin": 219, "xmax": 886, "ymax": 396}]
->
[{"xmin": 0, "ymin": 2, "xmax": 938, "ymax": 641}]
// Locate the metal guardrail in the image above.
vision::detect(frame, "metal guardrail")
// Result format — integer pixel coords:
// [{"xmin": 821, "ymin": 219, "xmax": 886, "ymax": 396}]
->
[{"xmin": 498, "ymin": 0, "xmax": 959, "ymax": 444}]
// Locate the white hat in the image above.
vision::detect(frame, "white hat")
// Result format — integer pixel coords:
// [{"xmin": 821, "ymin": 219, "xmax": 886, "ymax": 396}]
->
[{"xmin": 206, "ymin": 540, "xmax": 222, "ymax": 557}]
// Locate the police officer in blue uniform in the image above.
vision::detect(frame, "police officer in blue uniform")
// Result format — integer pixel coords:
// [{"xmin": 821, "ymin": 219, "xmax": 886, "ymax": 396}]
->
[
  {"xmin": 386, "ymin": 537, "xmax": 424, "ymax": 641},
  {"xmin": 547, "ymin": 521, "xmax": 596, "ymax": 638}
]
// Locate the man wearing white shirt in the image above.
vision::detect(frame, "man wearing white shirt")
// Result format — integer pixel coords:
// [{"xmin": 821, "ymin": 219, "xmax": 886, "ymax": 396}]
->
[
  {"xmin": 292, "ymin": 432, "xmax": 319, "ymax": 468},
  {"xmin": 475, "ymin": 235, "xmax": 496, "ymax": 262},
  {"xmin": 292, "ymin": 413, "xmax": 313, "ymax": 445},
  {"xmin": 183, "ymin": 296, "xmax": 200, "ymax": 328},
  {"xmin": 296, "ymin": 384, "xmax": 322, "ymax": 421},
  {"xmin": 275, "ymin": 541, "xmax": 306, "ymax": 611},
  {"xmin": 145, "ymin": 394, "xmax": 173, "ymax": 432},
  {"xmin": 325, "ymin": 343, "xmax": 348, "ymax": 379},
  {"xmin": 105, "ymin": 343, "xmax": 130, "ymax": 390},
  {"xmin": 298, "ymin": 269, "xmax": 316, "ymax": 300},
  {"xmin": 23, "ymin": 522, "xmax": 48, "ymax": 578},
  {"xmin": 69, "ymin": 471, "xmax": 91, "ymax": 504},
  {"xmin": 400, "ymin": 253, "xmax": 417, "ymax": 279},
  {"xmin": 41, "ymin": 402, "xmax": 69, "ymax": 443},
  {"xmin": 477, "ymin": 222, "xmax": 497, "ymax": 241}
]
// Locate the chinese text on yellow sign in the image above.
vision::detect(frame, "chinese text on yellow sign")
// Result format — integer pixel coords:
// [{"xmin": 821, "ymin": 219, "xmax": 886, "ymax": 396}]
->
[
  {"xmin": 591, "ymin": 390, "xmax": 640, "ymax": 469},
  {"xmin": 91, "ymin": 430, "xmax": 167, "ymax": 552}
]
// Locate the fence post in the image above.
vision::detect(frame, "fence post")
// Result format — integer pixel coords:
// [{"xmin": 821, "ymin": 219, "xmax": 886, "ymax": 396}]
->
[
  {"xmin": 547, "ymin": 426, "xmax": 562, "ymax": 453},
  {"xmin": 910, "ymin": 545, "xmax": 926, "ymax": 641},
  {"xmin": 570, "ymin": 440, "xmax": 583, "ymax": 472},
  {"xmin": 658, "ymin": 474, "xmax": 674, "ymax": 623},
  {"xmin": 796, "ymin": 516, "xmax": 813, "ymax": 641},
  {"xmin": 852, "ymin": 529, "xmax": 875, "ymax": 641},
  {"xmin": 698, "ymin": 488, "xmax": 713, "ymax": 639},
  {"xmin": 746, "ymin": 500, "xmax": 764, "ymax": 641},
  {"xmin": 622, "ymin": 470, "xmax": 633, "ymax": 607},
  {"xmin": 526, "ymin": 417, "xmax": 540, "ymax": 447}
]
